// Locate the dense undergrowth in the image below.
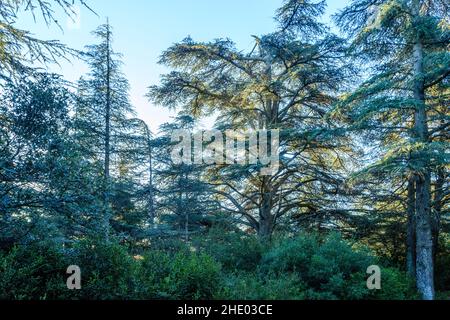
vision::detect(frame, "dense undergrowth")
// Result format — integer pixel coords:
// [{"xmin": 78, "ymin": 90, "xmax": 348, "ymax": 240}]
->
[{"xmin": 1, "ymin": 230, "xmax": 448, "ymax": 300}]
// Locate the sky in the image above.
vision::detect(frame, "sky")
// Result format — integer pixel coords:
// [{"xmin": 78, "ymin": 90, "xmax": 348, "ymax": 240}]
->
[{"xmin": 19, "ymin": 0, "xmax": 351, "ymax": 133}]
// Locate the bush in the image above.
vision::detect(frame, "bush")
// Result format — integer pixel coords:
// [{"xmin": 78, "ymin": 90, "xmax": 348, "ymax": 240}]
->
[
  {"xmin": 260, "ymin": 233, "xmax": 417, "ymax": 300},
  {"xmin": 0, "ymin": 240, "xmax": 222, "ymax": 300},
  {"xmin": 305, "ymin": 234, "xmax": 374, "ymax": 299},
  {"xmin": 160, "ymin": 252, "xmax": 222, "ymax": 300},
  {"xmin": 370, "ymin": 267, "xmax": 418, "ymax": 300},
  {"xmin": 261, "ymin": 233, "xmax": 319, "ymax": 275},
  {"xmin": 0, "ymin": 233, "xmax": 420, "ymax": 300},
  {"xmin": 0, "ymin": 243, "xmax": 68, "ymax": 300},
  {"xmin": 218, "ymin": 272, "xmax": 305, "ymax": 300},
  {"xmin": 137, "ymin": 249, "xmax": 222, "ymax": 300},
  {"xmin": 149, "ymin": 237, "xmax": 190, "ymax": 254},
  {"xmin": 136, "ymin": 250, "xmax": 173, "ymax": 299},
  {"xmin": 193, "ymin": 228, "xmax": 264, "ymax": 272},
  {"xmin": 66, "ymin": 240, "xmax": 139, "ymax": 300}
]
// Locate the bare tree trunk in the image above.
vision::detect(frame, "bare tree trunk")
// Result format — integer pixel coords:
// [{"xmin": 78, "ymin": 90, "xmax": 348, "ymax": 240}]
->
[
  {"xmin": 407, "ymin": 175, "xmax": 416, "ymax": 277},
  {"xmin": 412, "ymin": 1, "xmax": 434, "ymax": 299}
]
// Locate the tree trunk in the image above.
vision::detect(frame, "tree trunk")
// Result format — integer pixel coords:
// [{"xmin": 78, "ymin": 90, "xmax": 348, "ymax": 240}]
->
[
  {"xmin": 415, "ymin": 171, "xmax": 434, "ymax": 300},
  {"xmin": 258, "ymin": 178, "xmax": 274, "ymax": 241},
  {"xmin": 412, "ymin": 1, "xmax": 434, "ymax": 299},
  {"xmin": 432, "ymin": 168, "xmax": 444, "ymax": 265},
  {"xmin": 407, "ymin": 175, "xmax": 416, "ymax": 277},
  {"xmin": 185, "ymin": 211, "xmax": 189, "ymax": 242},
  {"xmin": 148, "ymin": 145, "xmax": 155, "ymax": 225},
  {"xmin": 103, "ymin": 20, "xmax": 112, "ymax": 241},
  {"xmin": 258, "ymin": 212, "xmax": 273, "ymax": 242},
  {"xmin": 146, "ymin": 125, "xmax": 155, "ymax": 225}
]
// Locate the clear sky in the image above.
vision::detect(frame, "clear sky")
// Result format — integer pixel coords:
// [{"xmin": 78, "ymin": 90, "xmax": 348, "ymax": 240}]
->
[{"xmin": 20, "ymin": 0, "xmax": 350, "ymax": 133}]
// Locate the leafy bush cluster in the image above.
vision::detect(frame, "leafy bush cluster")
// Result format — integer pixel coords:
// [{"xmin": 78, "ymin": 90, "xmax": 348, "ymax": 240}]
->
[
  {"xmin": 137, "ymin": 249, "xmax": 221, "ymax": 300},
  {"xmin": 0, "ymin": 243, "xmax": 68, "ymax": 300},
  {"xmin": 218, "ymin": 233, "xmax": 418, "ymax": 300},
  {"xmin": 192, "ymin": 227, "xmax": 265, "ymax": 272},
  {"xmin": 0, "ymin": 232, "xmax": 421, "ymax": 300},
  {"xmin": 0, "ymin": 240, "xmax": 221, "ymax": 300}
]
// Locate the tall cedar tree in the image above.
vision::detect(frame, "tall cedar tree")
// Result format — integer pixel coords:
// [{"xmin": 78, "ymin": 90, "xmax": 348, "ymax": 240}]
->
[
  {"xmin": 75, "ymin": 22, "xmax": 135, "ymax": 241},
  {"xmin": 335, "ymin": 0, "xmax": 449, "ymax": 300},
  {"xmin": 148, "ymin": 0, "xmax": 354, "ymax": 241},
  {"xmin": 151, "ymin": 115, "xmax": 216, "ymax": 240}
]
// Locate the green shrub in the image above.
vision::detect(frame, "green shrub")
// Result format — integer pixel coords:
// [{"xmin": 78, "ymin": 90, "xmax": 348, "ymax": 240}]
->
[
  {"xmin": 436, "ymin": 291, "xmax": 450, "ymax": 300},
  {"xmin": 218, "ymin": 272, "xmax": 305, "ymax": 300},
  {"xmin": 0, "ymin": 243, "xmax": 68, "ymax": 300},
  {"xmin": 370, "ymin": 267, "xmax": 418, "ymax": 300},
  {"xmin": 0, "ymin": 233, "xmax": 421, "ymax": 300},
  {"xmin": 305, "ymin": 234, "xmax": 374, "ymax": 299},
  {"xmin": 136, "ymin": 250, "xmax": 173, "ymax": 299},
  {"xmin": 193, "ymin": 228, "xmax": 264, "ymax": 272},
  {"xmin": 260, "ymin": 233, "xmax": 417, "ymax": 300},
  {"xmin": 162, "ymin": 252, "xmax": 222, "ymax": 300},
  {"xmin": 149, "ymin": 237, "xmax": 190, "ymax": 254},
  {"xmin": 261, "ymin": 233, "xmax": 319, "ymax": 275},
  {"xmin": 137, "ymin": 249, "xmax": 222, "ymax": 300},
  {"xmin": 66, "ymin": 240, "xmax": 139, "ymax": 300}
]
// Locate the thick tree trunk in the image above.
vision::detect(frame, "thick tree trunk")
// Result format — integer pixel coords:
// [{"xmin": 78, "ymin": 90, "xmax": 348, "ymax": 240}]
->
[
  {"xmin": 407, "ymin": 176, "xmax": 416, "ymax": 277},
  {"xmin": 256, "ymin": 49, "xmax": 279, "ymax": 242},
  {"xmin": 432, "ymin": 168, "xmax": 444, "ymax": 265},
  {"xmin": 258, "ymin": 211, "xmax": 274, "ymax": 241},
  {"xmin": 412, "ymin": 2, "xmax": 434, "ymax": 298},
  {"xmin": 415, "ymin": 171, "xmax": 434, "ymax": 300},
  {"xmin": 258, "ymin": 178, "xmax": 274, "ymax": 241}
]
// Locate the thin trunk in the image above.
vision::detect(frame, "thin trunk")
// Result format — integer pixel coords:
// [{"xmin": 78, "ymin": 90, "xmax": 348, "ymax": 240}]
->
[
  {"xmin": 412, "ymin": 0, "xmax": 434, "ymax": 300},
  {"xmin": 103, "ymin": 20, "xmax": 112, "ymax": 241},
  {"xmin": 185, "ymin": 211, "xmax": 189, "ymax": 242},
  {"xmin": 178, "ymin": 175, "xmax": 188, "ymax": 242},
  {"xmin": 148, "ymin": 142, "xmax": 155, "ymax": 225},
  {"xmin": 145, "ymin": 124, "xmax": 155, "ymax": 225},
  {"xmin": 407, "ymin": 175, "xmax": 416, "ymax": 277}
]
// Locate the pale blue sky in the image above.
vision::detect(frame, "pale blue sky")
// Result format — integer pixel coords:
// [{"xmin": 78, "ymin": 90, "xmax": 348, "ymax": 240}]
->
[{"xmin": 20, "ymin": 0, "xmax": 350, "ymax": 132}]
